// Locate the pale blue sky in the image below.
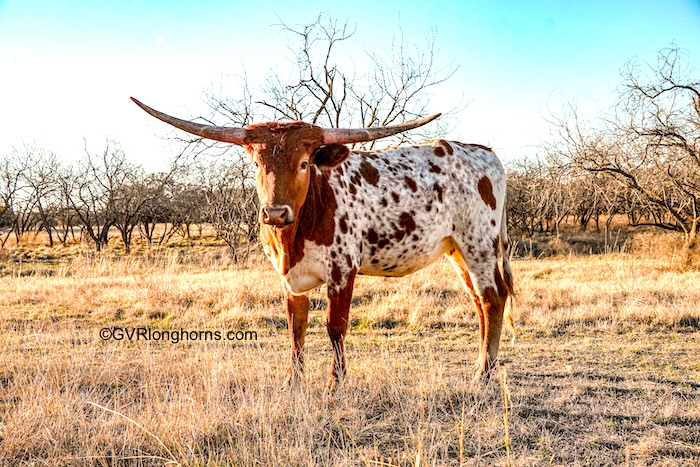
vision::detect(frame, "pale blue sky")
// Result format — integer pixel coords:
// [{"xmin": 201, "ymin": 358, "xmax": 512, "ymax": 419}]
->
[{"xmin": 1, "ymin": 0, "xmax": 699, "ymax": 169}]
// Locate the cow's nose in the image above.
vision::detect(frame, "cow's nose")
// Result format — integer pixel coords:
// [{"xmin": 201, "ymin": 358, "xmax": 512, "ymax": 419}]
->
[{"xmin": 261, "ymin": 205, "xmax": 294, "ymax": 226}]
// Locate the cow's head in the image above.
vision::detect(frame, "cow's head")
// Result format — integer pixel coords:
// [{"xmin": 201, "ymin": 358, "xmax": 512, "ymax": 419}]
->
[{"xmin": 131, "ymin": 98, "xmax": 439, "ymax": 228}]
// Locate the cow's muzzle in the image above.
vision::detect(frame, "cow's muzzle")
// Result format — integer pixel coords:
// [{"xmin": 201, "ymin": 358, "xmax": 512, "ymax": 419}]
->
[{"xmin": 261, "ymin": 205, "xmax": 295, "ymax": 227}]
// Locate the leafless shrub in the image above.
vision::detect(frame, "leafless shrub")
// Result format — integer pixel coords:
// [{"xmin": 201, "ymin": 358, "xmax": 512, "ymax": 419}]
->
[
  {"xmin": 192, "ymin": 157, "xmax": 259, "ymax": 263},
  {"xmin": 550, "ymin": 46, "xmax": 699, "ymax": 266}
]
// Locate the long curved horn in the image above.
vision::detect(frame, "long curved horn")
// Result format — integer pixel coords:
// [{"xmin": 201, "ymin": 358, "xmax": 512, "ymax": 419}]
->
[
  {"xmin": 322, "ymin": 113, "xmax": 441, "ymax": 144},
  {"xmin": 131, "ymin": 97, "xmax": 248, "ymax": 144}
]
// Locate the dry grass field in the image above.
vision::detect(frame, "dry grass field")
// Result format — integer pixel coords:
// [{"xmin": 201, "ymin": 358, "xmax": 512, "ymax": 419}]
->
[{"xmin": 0, "ymin": 236, "xmax": 699, "ymax": 466}]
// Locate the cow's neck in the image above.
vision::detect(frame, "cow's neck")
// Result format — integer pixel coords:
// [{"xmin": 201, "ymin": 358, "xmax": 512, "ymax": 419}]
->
[{"xmin": 260, "ymin": 166, "xmax": 337, "ymax": 275}]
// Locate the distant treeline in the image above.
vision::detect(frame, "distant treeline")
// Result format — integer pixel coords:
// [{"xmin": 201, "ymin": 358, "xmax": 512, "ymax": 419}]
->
[
  {"xmin": 0, "ymin": 138, "xmax": 693, "ymax": 263},
  {"xmin": 0, "ymin": 143, "xmax": 259, "ymax": 262}
]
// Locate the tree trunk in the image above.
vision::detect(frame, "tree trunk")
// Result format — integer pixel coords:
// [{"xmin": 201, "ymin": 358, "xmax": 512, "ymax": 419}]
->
[
  {"xmin": 37, "ymin": 204, "xmax": 54, "ymax": 247},
  {"xmin": 680, "ymin": 219, "xmax": 698, "ymax": 268}
]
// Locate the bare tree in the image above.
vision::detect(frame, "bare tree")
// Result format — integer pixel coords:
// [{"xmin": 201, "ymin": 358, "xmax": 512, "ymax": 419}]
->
[
  {"xmin": 552, "ymin": 46, "xmax": 699, "ymax": 265},
  {"xmin": 0, "ymin": 153, "xmax": 25, "ymax": 248},
  {"xmin": 194, "ymin": 158, "xmax": 258, "ymax": 262},
  {"xmin": 54, "ymin": 188, "xmax": 79, "ymax": 246},
  {"xmin": 60, "ymin": 141, "xmax": 134, "ymax": 252},
  {"xmin": 0, "ymin": 148, "xmax": 40, "ymax": 247},
  {"xmin": 110, "ymin": 164, "xmax": 149, "ymax": 254},
  {"xmin": 245, "ymin": 17, "xmax": 457, "ymax": 143},
  {"xmin": 193, "ymin": 16, "xmax": 456, "ymax": 133},
  {"xmin": 506, "ymin": 155, "xmax": 573, "ymax": 238},
  {"xmin": 137, "ymin": 173, "xmax": 205, "ymax": 245},
  {"xmin": 506, "ymin": 158, "xmax": 548, "ymax": 237},
  {"xmin": 0, "ymin": 154, "xmax": 20, "ymax": 248},
  {"xmin": 18, "ymin": 145, "xmax": 61, "ymax": 246},
  {"xmin": 167, "ymin": 181, "xmax": 207, "ymax": 241},
  {"xmin": 138, "ymin": 173, "xmax": 174, "ymax": 245}
]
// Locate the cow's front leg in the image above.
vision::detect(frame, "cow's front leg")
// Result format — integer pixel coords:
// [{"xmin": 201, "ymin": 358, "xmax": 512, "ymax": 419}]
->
[
  {"xmin": 326, "ymin": 270, "xmax": 357, "ymax": 395},
  {"xmin": 281, "ymin": 290, "xmax": 310, "ymax": 390}
]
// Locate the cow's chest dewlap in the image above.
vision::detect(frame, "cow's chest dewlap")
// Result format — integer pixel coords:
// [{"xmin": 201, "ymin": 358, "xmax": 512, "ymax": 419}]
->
[{"xmin": 278, "ymin": 241, "xmax": 326, "ymax": 295}]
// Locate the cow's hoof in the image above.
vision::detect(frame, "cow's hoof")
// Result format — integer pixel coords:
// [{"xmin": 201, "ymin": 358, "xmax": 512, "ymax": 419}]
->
[
  {"xmin": 280, "ymin": 370, "xmax": 305, "ymax": 391},
  {"xmin": 470, "ymin": 359, "xmax": 496, "ymax": 388},
  {"xmin": 469, "ymin": 371, "xmax": 490, "ymax": 389},
  {"xmin": 325, "ymin": 377, "xmax": 343, "ymax": 397}
]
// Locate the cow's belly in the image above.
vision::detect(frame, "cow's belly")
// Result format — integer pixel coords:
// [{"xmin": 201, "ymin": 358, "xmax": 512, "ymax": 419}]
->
[{"xmin": 359, "ymin": 236, "xmax": 453, "ymax": 277}]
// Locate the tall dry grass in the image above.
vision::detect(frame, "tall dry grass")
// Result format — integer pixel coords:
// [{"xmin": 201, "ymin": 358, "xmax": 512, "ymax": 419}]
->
[{"xmin": 0, "ymin": 244, "xmax": 699, "ymax": 465}]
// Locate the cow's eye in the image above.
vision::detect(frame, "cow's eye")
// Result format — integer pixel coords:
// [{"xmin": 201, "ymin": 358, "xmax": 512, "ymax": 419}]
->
[{"xmin": 300, "ymin": 161, "xmax": 308, "ymax": 171}]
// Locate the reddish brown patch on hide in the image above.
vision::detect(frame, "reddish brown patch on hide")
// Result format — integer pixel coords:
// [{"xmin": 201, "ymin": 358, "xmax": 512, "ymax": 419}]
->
[
  {"xmin": 494, "ymin": 265, "xmax": 508, "ymax": 299},
  {"xmin": 404, "ymin": 176, "xmax": 418, "ymax": 192},
  {"xmin": 435, "ymin": 139, "xmax": 453, "ymax": 155},
  {"xmin": 469, "ymin": 143, "xmax": 492, "ymax": 152},
  {"xmin": 478, "ymin": 176, "xmax": 497, "ymax": 210},
  {"xmin": 359, "ymin": 160, "xmax": 380, "ymax": 186},
  {"xmin": 399, "ymin": 212, "xmax": 417, "ymax": 234},
  {"xmin": 434, "ymin": 183, "xmax": 444, "ymax": 203},
  {"xmin": 367, "ymin": 228, "xmax": 379, "ymax": 244},
  {"xmin": 331, "ymin": 263, "xmax": 342, "ymax": 283}
]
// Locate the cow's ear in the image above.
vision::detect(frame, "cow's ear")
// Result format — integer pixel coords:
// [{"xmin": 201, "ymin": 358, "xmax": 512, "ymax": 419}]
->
[{"xmin": 312, "ymin": 144, "xmax": 350, "ymax": 169}]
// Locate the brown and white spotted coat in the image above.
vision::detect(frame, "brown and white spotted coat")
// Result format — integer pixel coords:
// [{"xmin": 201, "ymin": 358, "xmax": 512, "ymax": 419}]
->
[{"xmin": 265, "ymin": 138, "xmax": 514, "ymax": 392}]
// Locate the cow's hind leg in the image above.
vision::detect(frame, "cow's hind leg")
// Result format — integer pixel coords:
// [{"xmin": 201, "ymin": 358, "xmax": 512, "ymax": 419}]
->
[
  {"xmin": 445, "ymin": 241, "xmax": 508, "ymax": 382},
  {"xmin": 445, "ymin": 251, "xmax": 485, "ymax": 344},
  {"xmin": 281, "ymin": 289, "xmax": 310, "ymax": 390}
]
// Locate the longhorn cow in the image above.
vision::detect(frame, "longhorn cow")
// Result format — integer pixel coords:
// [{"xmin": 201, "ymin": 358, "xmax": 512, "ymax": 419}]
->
[{"xmin": 132, "ymin": 97, "xmax": 514, "ymax": 393}]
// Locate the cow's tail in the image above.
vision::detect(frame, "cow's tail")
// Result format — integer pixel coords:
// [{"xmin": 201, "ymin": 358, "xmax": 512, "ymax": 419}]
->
[{"xmin": 500, "ymin": 200, "xmax": 516, "ymax": 344}]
